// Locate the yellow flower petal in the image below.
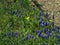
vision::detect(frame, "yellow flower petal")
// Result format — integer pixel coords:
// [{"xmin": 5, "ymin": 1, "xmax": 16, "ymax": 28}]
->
[
  {"xmin": 26, "ymin": 17, "xmax": 30, "ymax": 20},
  {"xmin": 49, "ymin": 19, "xmax": 53, "ymax": 22}
]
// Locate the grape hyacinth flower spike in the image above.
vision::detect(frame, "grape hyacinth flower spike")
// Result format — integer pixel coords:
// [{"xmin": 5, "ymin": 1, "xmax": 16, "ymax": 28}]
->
[
  {"xmin": 52, "ymin": 22, "xmax": 54, "ymax": 26},
  {"xmin": 13, "ymin": 32, "xmax": 18, "ymax": 38},
  {"xmin": 45, "ymin": 13, "xmax": 49, "ymax": 19},
  {"xmin": 51, "ymin": 27, "xmax": 58, "ymax": 32},
  {"xmin": 8, "ymin": 32, "xmax": 13, "ymax": 37},
  {"xmin": 24, "ymin": 34, "xmax": 29, "ymax": 40},
  {"xmin": 3, "ymin": 32, "xmax": 7, "ymax": 37},
  {"xmin": 44, "ymin": 22, "xmax": 48, "ymax": 26},
  {"xmin": 52, "ymin": 15, "xmax": 54, "ymax": 19},
  {"xmin": 38, "ymin": 19, "xmax": 43, "ymax": 26},
  {"xmin": 39, "ymin": 11, "xmax": 43, "ymax": 16},
  {"xmin": 11, "ymin": 10, "xmax": 15, "ymax": 15}
]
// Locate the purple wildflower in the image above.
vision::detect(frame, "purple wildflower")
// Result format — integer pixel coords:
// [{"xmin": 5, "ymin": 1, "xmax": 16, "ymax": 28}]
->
[
  {"xmin": 8, "ymin": 10, "xmax": 15, "ymax": 15},
  {"xmin": 44, "ymin": 22, "xmax": 48, "ymax": 26},
  {"xmin": 41, "ymin": 30, "xmax": 50, "ymax": 39},
  {"xmin": 51, "ymin": 27, "xmax": 58, "ymax": 32},
  {"xmin": 38, "ymin": 19, "xmax": 43, "ymax": 26},
  {"xmin": 3, "ymin": 32, "xmax": 7, "ymax": 37},
  {"xmin": 37, "ymin": 32, "xmax": 41, "ymax": 37},
  {"xmin": 40, "ymin": 21, "xmax": 45, "ymax": 27},
  {"xmin": 35, "ymin": 30, "xmax": 42, "ymax": 37},
  {"xmin": 13, "ymin": 32, "xmax": 18, "ymax": 38},
  {"xmin": 46, "ymin": 30, "xmax": 50, "ymax": 37},
  {"xmin": 43, "ymin": 28, "xmax": 48, "ymax": 33},
  {"xmin": 52, "ymin": 15, "xmax": 54, "ymax": 19},
  {"xmin": 39, "ymin": 11, "xmax": 43, "ymax": 16},
  {"xmin": 25, "ymin": 34, "xmax": 29, "ymax": 40},
  {"xmin": 52, "ymin": 22, "xmax": 54, "ymax": 26},
  {"xmin": 39, "ymin": 30, "xmax": 43, "ymax": 33},
  {"xmin": 35, "ymin": 30, "xmax": 42, "ymax": 34},
  {"xmin": 46, "ymin": 13, "xmax": 49, "ymax": 18},
  {"xmin": 41, "ymin": 34, "xmax": 49, "ymax": 39},
  {"xmin": 35, "ymin": 30, "xmax": 40, "ymax": 34},
  {"xmin": 11, "ymin": 10, "xmax": 15, "ymax": 15},
  {"xmin": 16, "ymin": 13, "xmax": 19, "ymax": 17},
  {"xmin": 8, "ymin": 32, "xmax": 13, "ymax": 37},
  {"xmin": 46, "ymin": 13, "xmax": 49, "ymax": 17},
  {"xmin": 40, "ymin": 23, "xmax": 44, "ymax": 27}
]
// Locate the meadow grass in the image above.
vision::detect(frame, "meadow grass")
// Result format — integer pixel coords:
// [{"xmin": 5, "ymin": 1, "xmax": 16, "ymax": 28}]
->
[{"xmin": 0, "ymin": 0, "xmax": 60, "ymax": 45}]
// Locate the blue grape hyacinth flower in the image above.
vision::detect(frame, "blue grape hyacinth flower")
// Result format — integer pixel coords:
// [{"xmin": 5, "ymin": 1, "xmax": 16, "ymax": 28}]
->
[
  {"xmin": 8, "ymin": 32, "xmax": 13, "ymax": 37},
  {"xmin": 38, "ymin": 11, "xmax": 43, "ymax": 16},
  {"xmin": 3, "ymin": 32, "xmax": 7, "ymax": 37},
  {"xmin": 8, "ymin": 10, "xmax": 15, "ymax": 15},
  {"xmin": 13, "ymin": 32, "xmax": 18, "ymax": 38},
  {"xmin": 40, "ymin": 34, "xmax": 47, "ymax": 39},
  {"xmin": 24, "ymin": 34, "xmax": 29, "ymax": 40},
  {"xmin": 44, "ymin": 22, "xmax": 48, "ymax": 26},
  {"xmin": 46, "ymin": 30, "xmax": 50, "ymax": 36},
  {"xmin": 46, "ymin": 13, "xmax": 49, "ymax": 18},
  {"xmin": 40, "ymin": 23, "xmax": 44, "ymax": 27},
  {"xmin": 37, "ymin": 32, "xmax": 41, "ymax": 37},
  {"xmin": 52, "ymin": 15, "xmax": 54, "ymax": 19},
  {"xmin": 52, "ymin": 22, "xmax": 54, "ymax": 26},
  {"xmin": 43, "ymin": 28, "xmax": 48, "ymax": 33},
  {"xmin": 16, "ymin": 13, "xmax": 19, "ymax": 17},
  {"xmin": 35, "ymin": 30, "xmax": 40, "ymax": 34},
  {"xmin": 45, "ymin": 31, "xmax": 50, "ymax": 38},
  {"xmin": 40, "ymin": 21, "xmax": 45, "ymax": 27},
  {"xmin": 34, "ymin": 30, "xmax": 39, "ymax": 34},
  {"xmin": 35, "ymin": 30, "xmax": 42, "ymax": 34},
  {"xmin": 35, "ymin": 30, "xmax": 42, "ymax": 37},
  {"xmin": 41, "ymin": 30, "xmax": 50, "ymax": 39},
  {"xmin": 38, "ymin": 19, "xmax": 43, "ymax": 26},
  {"xmin": 51, "ymin": 27, "xmax": 58, "ymax": 32},
  {"xmin": 11, "ymin": 10, "xmax": 15, "ymax": 15}
]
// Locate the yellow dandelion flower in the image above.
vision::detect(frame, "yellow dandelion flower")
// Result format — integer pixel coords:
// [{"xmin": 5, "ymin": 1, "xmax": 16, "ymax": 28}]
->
[
  {"xmin": 25, "ymin": 17, "xmax": 30, "ymax": 20},
  {"xmin": 49, "ymin": 19, "xmax": 53, "ymax": 22}
]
